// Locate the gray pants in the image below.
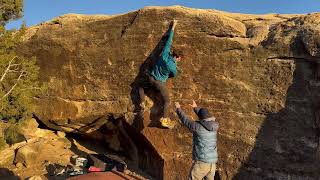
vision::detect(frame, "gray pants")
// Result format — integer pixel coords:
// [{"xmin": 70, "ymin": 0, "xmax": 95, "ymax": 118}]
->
[
  {"xmin": 188, "ymin": 161, "xmax": 216, "ymax": 180},
  {"xmin": 138, "ymin": 73, "xmax": 169, "ymax": 117}
]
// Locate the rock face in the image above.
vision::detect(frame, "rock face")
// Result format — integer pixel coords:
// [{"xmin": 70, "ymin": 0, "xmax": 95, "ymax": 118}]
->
[
  {"xmin": 14, "ymin": 137, "xmax": 71, "ymax": 167},
  {"xmin": 20, "ymin": 6, "xmax": 320, "ymax": 180},
  {"xmin": 0, "ymin": 119, "xmax": 73, "ymax": 179}
]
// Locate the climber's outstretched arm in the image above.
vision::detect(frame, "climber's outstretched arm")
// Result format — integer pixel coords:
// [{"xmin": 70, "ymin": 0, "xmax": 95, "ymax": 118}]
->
[{"xmin": 161, "ymin": 20, "xmax": 178, "ymax": 60}]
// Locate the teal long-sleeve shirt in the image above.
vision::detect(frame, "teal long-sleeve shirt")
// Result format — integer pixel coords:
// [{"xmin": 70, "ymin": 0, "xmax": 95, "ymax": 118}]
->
[{"xmin": 150, "ymin": 29, "xmax": 177, "ymax": 82}]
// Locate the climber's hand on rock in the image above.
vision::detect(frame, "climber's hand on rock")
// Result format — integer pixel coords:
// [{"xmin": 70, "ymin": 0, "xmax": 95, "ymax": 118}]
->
[
  {"xmin": 175, "ymin": 102, "xmax": 181, "ymax": 109},
  {"xmin": 172, "ymin": 20, "xmax": 178, "ymax": 30},
  {"xmin": 189, "ymin": 100, "xmax": 197, "ymax": 108}
]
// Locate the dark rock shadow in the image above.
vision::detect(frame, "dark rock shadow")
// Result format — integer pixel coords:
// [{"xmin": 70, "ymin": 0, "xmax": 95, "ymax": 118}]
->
[
  {"xmin": 233, "ymin": 45, "xmax": 320, "ymax": 179},
  {"xmin": 0, "ymin": 168, "xmax": 20, "ymax": 180},
  {"xmin": 44, "ymin": 163, "xmax": 69, "ymax": 180},
  {"xmin": 214, "ymin": 171, "xmax": 221, "ymax": 180},
  {"xmin": 130, "ymin": 25, "xmax": 174, "ymax": 132},
  {"xmin": 67, "ymin": 121, "xmax": 130, "ymax": 160},
  {"xmin": 65, "ymin": 115, "xmax": 152, "ymax": 179},
  {"xmin": 122, "ymin": 119, "xmax": 164, "ymax": 180}
]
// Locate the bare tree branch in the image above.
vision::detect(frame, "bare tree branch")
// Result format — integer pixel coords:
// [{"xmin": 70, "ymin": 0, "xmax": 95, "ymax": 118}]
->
[
  {"xmin": 2, "ymin": 70, "xmax": 24, "ymax": 99},
  {"xmin": 19, "ymin": 87, "xmax": 42, "ymax": 91},
  {"xmin": 8, "ymin": 70, "xmax": 20, "ymax": 73},
  {"xmin": 10, "ymin": 64, "xmax": 21, "ymax": 66},
  {"xmin": 0, "ymin": 56, "xmax": 18, "ymax": 82}
]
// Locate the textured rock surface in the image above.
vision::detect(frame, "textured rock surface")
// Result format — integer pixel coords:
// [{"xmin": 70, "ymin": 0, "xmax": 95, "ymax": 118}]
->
[
  {"xmin": 19, "ymin": 118, "xmax": 39, "ymax": 139},
  {"xmin": 14, "ymin": 138, "xmax": 71, "ymax": 167},
  {"xmin": 19, "ymin": 6, "xmax": 320, "ymax": 180},
  {"xmin": 0, "ymin": 147, "xmax": 15, "ymax": 166},
  {"xmin": 0, "ymin": 120, "xmax": 73, "ymax": 179}
]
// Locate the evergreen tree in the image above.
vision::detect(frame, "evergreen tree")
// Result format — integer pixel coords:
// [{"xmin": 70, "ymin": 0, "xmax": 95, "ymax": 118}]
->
[
  {"xmin": 0, "ymin": 0, "xmax": 44, "ymax": 122},
  {"xmin": 0, "ymin": 0, "xmax": 23, "ymax": 25}
]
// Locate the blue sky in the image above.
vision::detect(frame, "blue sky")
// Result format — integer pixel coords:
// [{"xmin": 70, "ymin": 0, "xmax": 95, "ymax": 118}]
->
[{"xmin": 6, "ymin": 0, "xmax": 320, "ymax": 29}]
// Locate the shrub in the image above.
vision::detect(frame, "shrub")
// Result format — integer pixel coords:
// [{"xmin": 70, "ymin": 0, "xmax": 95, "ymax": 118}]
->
[
  {"xmin": 4, "ymin": 124, "xmax": 25, "ymax": 144},
  {"xmin": 0, "ymin": 137, "xmax": 7, "ymax": 150}
]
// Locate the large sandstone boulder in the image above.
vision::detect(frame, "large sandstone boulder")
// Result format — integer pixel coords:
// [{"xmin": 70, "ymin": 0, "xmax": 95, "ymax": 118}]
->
[
  {"xmin": 19, "ymin": 118, "xmax": 39, "ymax": 139},
  {"xmin": 14, "ymin": 138, "xmax": 71, "ymax": 167},
  {"xmin": 0, "ymin": 147, "xmax": 15, "ymax": 166},
  {"xmin": 0, "ymin": 120, "xmax": 73, "ymax": 179},
  {"xmin": 20, "ymin": 6, "xmax": 320, "ymax": 180}
]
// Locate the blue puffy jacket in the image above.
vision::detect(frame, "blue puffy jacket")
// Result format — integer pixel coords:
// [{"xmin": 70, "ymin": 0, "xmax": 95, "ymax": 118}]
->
[
  {"xmin": 150, "ymin": 29, "xmax": 177, "ymax": 82},
  {"xmin": 176, "ymin": 107, "xmax": 219, "ymax": 163}
]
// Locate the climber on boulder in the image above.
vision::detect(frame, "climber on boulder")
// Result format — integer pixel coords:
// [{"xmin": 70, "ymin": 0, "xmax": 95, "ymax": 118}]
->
[
  {"xmin": 175, "ymin": 100, "xmax": 219, "ymax": 180},
  {"xmin": 138, "ymin": 20, "xmax": 183, "ymax": 128}
]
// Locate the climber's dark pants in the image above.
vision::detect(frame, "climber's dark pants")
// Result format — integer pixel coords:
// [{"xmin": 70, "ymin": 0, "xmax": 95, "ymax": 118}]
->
[{"xmin": 138, "ymin": 73, "xmax": 169, "ymax": 118}]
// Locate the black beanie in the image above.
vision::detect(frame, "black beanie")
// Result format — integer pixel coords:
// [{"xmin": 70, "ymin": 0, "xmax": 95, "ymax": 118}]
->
[{"xmin": 198, "ymin": 108, "xmax": 210, "ymax": 119}]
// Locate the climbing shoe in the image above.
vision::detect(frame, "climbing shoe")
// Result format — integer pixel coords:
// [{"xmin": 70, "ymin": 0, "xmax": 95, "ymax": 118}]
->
[
  {"xmin": 160, "ymin": 117, "xmax": 176, "ymax": 129},
  {"xmin": 140, "ymin": 102, "xmax": 146, "ymax": 112}
]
